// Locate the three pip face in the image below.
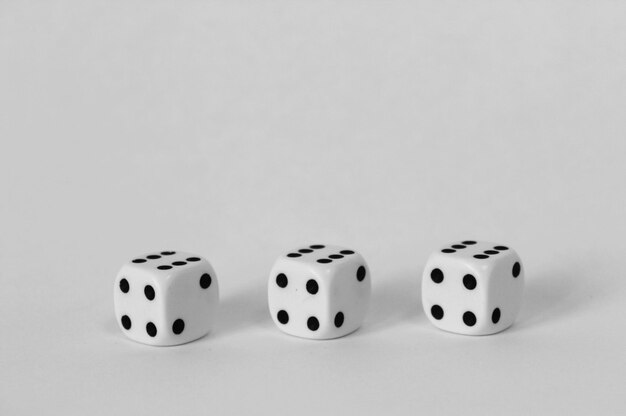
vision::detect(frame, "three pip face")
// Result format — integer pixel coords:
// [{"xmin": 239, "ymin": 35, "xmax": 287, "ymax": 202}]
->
[{"xmin": 114, "ymin": 241, "xmax": 524, "ymax": 346}]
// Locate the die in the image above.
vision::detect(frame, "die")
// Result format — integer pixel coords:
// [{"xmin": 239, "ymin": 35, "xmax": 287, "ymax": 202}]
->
[
  {"xmin": 268, "ymin": 244, "xmax": 371, "ymax": 340},
  {"xmin": 421, "ymin": 240, "xmax": 524, "ymax": 335},
  {"xmin": 113, "ymin": 250, "xmax": 219, "ymax": 346}
]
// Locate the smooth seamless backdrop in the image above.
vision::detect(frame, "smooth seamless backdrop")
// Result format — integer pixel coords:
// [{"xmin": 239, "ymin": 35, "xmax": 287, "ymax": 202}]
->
[{"xmin": 1, "ymin": 1, "xmax": 625, "ymax": 415}]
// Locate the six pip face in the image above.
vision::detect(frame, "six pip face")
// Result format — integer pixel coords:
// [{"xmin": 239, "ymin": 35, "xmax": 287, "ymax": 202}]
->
[
  {"xmin": 421, "ymin": 240, "xmax": 524, "ymax": 336},
  {"xmin": 267, "ymin": 244, "xmax": 372, "ymax": 340}
]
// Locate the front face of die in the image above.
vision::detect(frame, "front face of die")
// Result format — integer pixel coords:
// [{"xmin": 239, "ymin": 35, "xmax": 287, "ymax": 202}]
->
[
  {"xmin": 421, "ymin": 241, "xmax": 524, "ymax": 335},
  {"xmin": 268, "ymin": 244, "xmax": 371, "ymax": 340},
  {"xmin": 114, "ymin": 251, "xmax": 219, "ymax": 346}
]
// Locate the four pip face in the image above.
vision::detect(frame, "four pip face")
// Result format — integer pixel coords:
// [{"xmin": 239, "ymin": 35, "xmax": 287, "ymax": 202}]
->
[{"xmin": 114, "ymin": 240, "xmax": 524, "ymax": 346}]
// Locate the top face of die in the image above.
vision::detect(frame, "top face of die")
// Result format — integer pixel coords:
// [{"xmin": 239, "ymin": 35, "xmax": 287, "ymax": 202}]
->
[
  {"xmin": 122, "ymin": 250, "xmax": 208, "ymax": 277},
  {"xmin": 279, "ymin": 244, "xmax": 363, "ymax": 275},
  {"xmin": 432, "ymin": 240, "xmax": 518, "ymax": 270}
]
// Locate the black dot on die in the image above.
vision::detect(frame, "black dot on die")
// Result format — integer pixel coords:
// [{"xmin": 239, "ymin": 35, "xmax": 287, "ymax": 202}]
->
[
  {"xmin": 132, "ymin": 258, "xmax": 146, "ymax": 263},
  {"xmin": 431, "ymin": 305, "xmax": 444, "ymax": 320},
  {"xmin": 276, "ymin": 273, "xmax": 288, "ymax": 288},
  {"xmin": 463, "ymin": 311, "xmax": 477, "ymax": 327},
  {"xmin": 200, "ymin": 273, "xmax": 212, "ymax": 289},
  {"xmin": 119, "ymin": 278, "xmax": 129, "ymax": 293},
  {"xmin": 317, "ymin": 259, "xmax": 332, "ymax": 264},
  {"xmin": 161, "ymin": 251, "xmax": 176, "ymax": 255},
  {"xmin": 298, "ymin": 248, "xmax": 313, "ymax": 253},
  {"xmin": 452, "ymin": 244, "xmax": 466, "ymax": 249},
  {"xmin": 157, "ymin": 265, "xmax": 172, "ymax": 270},
  {"xmin": 306, "ymin": 279, "xmax": 319, "ymax": 294},
  {"xmin": 277, "ymin": 310, "xmax": 289, "ymax": 324},
  {"xmin": 307, "ymin": 317, "xmax": 320, "ymax": 331},
  {"xmin": 494, "ymin": 246, "xmax": 508, "ymax": 251},
  {"xmin": 356, "ymin": 266, "xmax": 366, "ymax": 281},
  {"xmin": 334, "ymin": 312, "xmax": 344, "ymax": 328},
  {"xmin": 172, "ymin": 261, "xmax": 187, "ymax": 266},
  {"xmin": 463, "ymin": 274, "xmax": 477, "ymax": 290},
  {"xmin": 186, "ymin": 257, "xmax": 201, "ymax": 262},
  {"xmin": 147, "ymin": 254, "xmax": 161, "ymax": 260},
  {"xmin": 340, "ymin": 250, "xmax": 354, "ymax": 255},
  {"xmin": 172, "ymin": 319, "xmax": 185, "ymax": 335},
  {"xmin": 121, "ymin": 315, "xmax": 131, "ymax": 330},
  {"xmin": 442, "ymin": 249, "xmax": 456, "ymax": 253},
  {"xmin": 287, "ymin": 253, "xmax": 301, "ymax": 258},
  {"xmin": 512, "ymin": 262, "xmax": 521, "ymax": 277},
  {"xmin": 146, "ymin": 322, "xmax": 157, "ymax": 337},
  {"xmin": 144, "ymin": 285, "xmax": 155, "ymax": 301},
  {"xmin": 484, "ymin": 250, "xmax": 499, "ymax": 255},
  {"xmin": 310, "ymin": 245, "xmax": 325, "ymax": 249},
  {"xmin": 463, "ymin": 241, "xmax": 477, "ymax": 245},
  {"xmin": 430, "ymin": 268, "xmax": 444, "ymax": 284},
  {"xmin": 492, "ymin": 308, "xmax": 501, "ymax": 324},
  {"xmin": 474, "ymin": 254, "xmax": 489, "ymax": 259},
  {"xmin": 329, "ymin": 254, "xmax": 344, "ymax": 259}
]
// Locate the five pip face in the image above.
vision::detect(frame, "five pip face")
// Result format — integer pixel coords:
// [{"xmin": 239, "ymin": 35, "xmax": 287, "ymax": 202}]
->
[{"xmin": 113, "ymin": 241, "xmax": 525, "ymax": 346}]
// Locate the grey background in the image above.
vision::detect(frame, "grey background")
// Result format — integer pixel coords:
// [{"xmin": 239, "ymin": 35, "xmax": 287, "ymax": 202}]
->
[{"xmin": 1, "ymin": 1, "xmax": 625, "ymax": 415}]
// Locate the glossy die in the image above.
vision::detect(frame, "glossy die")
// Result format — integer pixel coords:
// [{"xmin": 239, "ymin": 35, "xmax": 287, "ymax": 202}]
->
[
  {"xmin": 268, "ymin": 244, "xmax": 371, "ymax": 340},
  {"xmin": 114, "ymin": 250, "xmax": 219, "ymax": 346},
  {"xmin": 421, "ymin": 240, "xmax": 524, "ymax": 335}
]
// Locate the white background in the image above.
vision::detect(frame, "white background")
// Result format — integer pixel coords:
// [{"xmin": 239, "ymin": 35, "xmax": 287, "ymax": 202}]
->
[{"xmin": 1, "ymin": 1, "xmax": 625, "ymax": 415}]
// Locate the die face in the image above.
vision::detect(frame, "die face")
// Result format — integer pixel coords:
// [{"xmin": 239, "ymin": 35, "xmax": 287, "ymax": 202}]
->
[
  {"xmin": 160, "ymin": 258, "xmax": 219, "ymax": 345},
  {"xmin": 114, "ymin": 265, "xmax": 167, "ymax": 345},
  {"xmin": 268, "ymin": 245, "xmax": 371, "ymax": 340},
  {"xmin": 422, "ymin": 252, "xmax": 490, "ymax": 336},
  {"xmin": 421, "ymin": 241, "xmax": 524, "ymax": 336},
  {"xmin": 436, "ymin": 240, "xmax": 509, "ymax": 262},
  {"xmin": 281, "ymin": 244, "xmax": 361, "ymax": 266},
  {"xmin": 114, "ymin": 251, "xmax": 219, "ymax": 346},
  {"xmin": 486, "ymin": 252, "xmax": 524, "ymax": 332},
  {"xmin": 326, "ymin": 257, "xmax": 371, "ymax": 338},
  {"xmin": 268, "ymin": 260, "xmax": 332, "ymax": 339}
]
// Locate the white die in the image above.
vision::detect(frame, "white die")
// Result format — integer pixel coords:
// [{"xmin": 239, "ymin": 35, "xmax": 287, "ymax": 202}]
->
[
  {"xmin": 113, "ymin": 250, "xmax": 219, "ymax": 346},
  {"xmin": 268, "ymin": 244, "xmax": 371, "ymax": 340},
  {"xmin": 421, "ymin": 240, "xmax": 524, "ymax": 335}
]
